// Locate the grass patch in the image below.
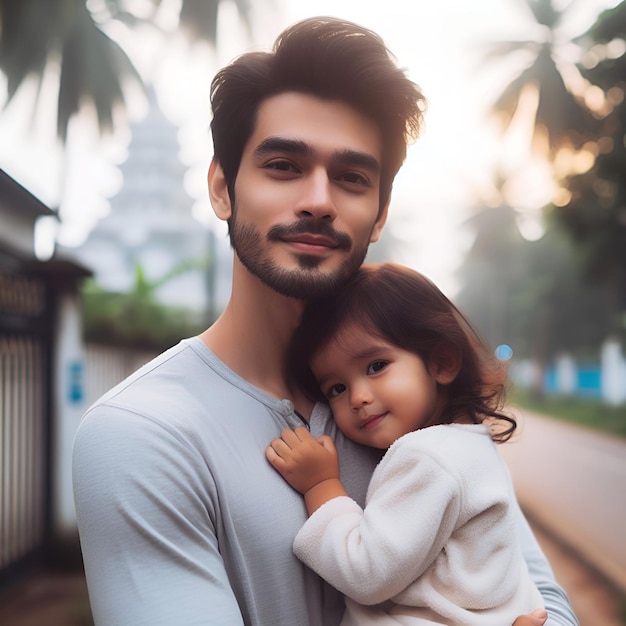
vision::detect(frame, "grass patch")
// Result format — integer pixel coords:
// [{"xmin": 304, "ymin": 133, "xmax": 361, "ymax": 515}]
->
[{"xmin": 509, "ymin": 387, "xmax": 626, "ymax": 439}]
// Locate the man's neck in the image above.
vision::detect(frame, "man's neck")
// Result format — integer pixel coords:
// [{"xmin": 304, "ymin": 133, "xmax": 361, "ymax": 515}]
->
[{"xmin": 199, "ymin": 260, "xmax": 308, "ymax": 405}]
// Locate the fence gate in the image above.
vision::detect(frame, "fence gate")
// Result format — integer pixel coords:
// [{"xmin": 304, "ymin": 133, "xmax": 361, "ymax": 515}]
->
[{"xmin": 0, "ymin": 257, "xmax": 51, "ymax": 584}]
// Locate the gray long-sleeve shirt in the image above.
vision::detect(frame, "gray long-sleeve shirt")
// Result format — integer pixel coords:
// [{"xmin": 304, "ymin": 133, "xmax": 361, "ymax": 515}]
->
[{"xmin": 73, "ymin": 337, "xmax": 578, "ymax": 625}]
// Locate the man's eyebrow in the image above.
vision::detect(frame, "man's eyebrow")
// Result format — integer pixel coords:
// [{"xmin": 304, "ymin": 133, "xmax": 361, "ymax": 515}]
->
[
  {"xmin": 254, "ymin": 137, "xmax": 311, "ymax": 157},
  {"xmin": 332, "ymin": 149, "xmax": 380, "ymax": 173},
  {"xmin": 254, "ymin": 137, "xmax": 380, "ymax": 173}
]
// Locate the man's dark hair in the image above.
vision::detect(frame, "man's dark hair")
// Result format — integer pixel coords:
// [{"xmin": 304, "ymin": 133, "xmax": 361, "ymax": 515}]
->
[
  {"xmin": 210, "ymin": 16, "xmax": 426, "ymax": 210},
  {"xmin": 288, "ymin": 263, "xmax": 516, "ymax": 442}
]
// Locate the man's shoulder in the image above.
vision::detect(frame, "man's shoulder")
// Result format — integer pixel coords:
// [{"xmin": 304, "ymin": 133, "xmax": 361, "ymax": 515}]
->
[
  {"xmin": 78, "ymin": 336, "xmax": 297, "ymax": 442},
  {"xmin": 89, "ymin": 339, "xmax": 207, "ymax": 402},
  {"xmin": 80, "ymin": 338, "xmax": 239, "ymax": 433}
]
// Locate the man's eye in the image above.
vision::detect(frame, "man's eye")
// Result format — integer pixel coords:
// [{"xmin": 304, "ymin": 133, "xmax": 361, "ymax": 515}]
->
[
  {"xmin": 367, "ymin": 361, "xmax": 387, "ymax": 375},
  {"xmin": 264, "ymin": 160, "xmax": 299, "ymax": 173},
  {"xmin": 327, "ymin": 383, "xmax": 346, "ymax": 398},
  {"xmin": 338, "ymin": 172, "xmax": 369, "ymax": 186}
]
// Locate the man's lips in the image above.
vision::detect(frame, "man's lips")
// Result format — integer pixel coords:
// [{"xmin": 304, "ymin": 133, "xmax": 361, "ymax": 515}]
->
[
  {"xmin": 281, "ymin": 234, "xmax": 339, "ymax": 250},
  {"xmin": 267, "ymin": 220, "xmax": 352, "ymax": 251}
]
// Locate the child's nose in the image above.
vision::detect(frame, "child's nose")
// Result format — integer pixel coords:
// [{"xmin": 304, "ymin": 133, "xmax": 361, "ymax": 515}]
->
[{"xmin": 350, "ymin": 382, "xmax": 373, "ymax": 409}]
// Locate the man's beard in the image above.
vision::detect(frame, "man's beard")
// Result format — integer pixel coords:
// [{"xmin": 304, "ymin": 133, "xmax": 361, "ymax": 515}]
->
[{"xmin": 229, "ymin": 215, "xmax": 369, "ymax": 299}]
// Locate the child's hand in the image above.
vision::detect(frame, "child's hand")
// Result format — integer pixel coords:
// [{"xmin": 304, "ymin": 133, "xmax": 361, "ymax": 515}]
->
[
  {"xmin": 512, "ymin": 609, "xmax": 548, "ymax": 626},
  {"xmin": 266, "ymin": 427, "xmax": 339, "ymax": 494}
]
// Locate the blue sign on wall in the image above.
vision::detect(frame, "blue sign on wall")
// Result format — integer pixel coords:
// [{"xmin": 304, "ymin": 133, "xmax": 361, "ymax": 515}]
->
[
  {"xmin": 543, "ymin": 363, "xmax": 601, "ymax": 399},
  {"xmin": 68, "ymin": 361, "xmax": 84, "ymax": 404},
  {"xmin": 577, "ymin": 365, "xmax": 602, "ymax": 399}
]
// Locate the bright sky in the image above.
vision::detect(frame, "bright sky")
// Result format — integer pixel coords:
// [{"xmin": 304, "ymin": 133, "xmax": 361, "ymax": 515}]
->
[{"xmin": 0, "ymin": 0, "xmax": 619, "ymax": 295}]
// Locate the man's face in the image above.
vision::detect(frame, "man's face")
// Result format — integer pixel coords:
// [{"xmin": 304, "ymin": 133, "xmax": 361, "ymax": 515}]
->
[{"xmin": 224, "ymin": 92, "xmax": 387, "ymax": 299}]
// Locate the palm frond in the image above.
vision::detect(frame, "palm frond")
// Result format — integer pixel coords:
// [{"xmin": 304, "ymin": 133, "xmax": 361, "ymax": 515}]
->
[
  {"xmin": 479, "ymin": 39, "xmax": 541, "ymax": 62},
  {"xmin": 174, "ymin": 0, "xmax": 252, "ymax": 44},
  {"xmin": 0, "ymin": 0, "xmax": 66, "ymax": 101},
  {"xmin": 582, "ymin": 0, "xmax": 626, "ymax": 42},
  {"xmin": 491, "ymin": 68, "xmax": 533, "ymax": 125},
  {"xmin": 57, "ymin": 4, "xmax": 144, "ymax": 139},
  {"xmin": 532, "ymin": 49, "xmax": 596, "ymax": 144},
  {"xmin": 525, "ymin": 0, "xmax": 565, "ymax": 29},
  {"xmin": 0, "ymin": 0, "xmax": 144, "ymax": 140}
]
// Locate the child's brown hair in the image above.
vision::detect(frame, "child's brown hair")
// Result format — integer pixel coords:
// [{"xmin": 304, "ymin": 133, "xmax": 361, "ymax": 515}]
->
[{"xmin": 288, "ymin": 263, "xmax": 515, "ymax": 441}]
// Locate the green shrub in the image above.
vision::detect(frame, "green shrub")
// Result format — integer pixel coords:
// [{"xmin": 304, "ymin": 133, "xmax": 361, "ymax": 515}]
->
[{"xmin": 510, "ymin": 387, "xmax": 626, "ymax": 438}]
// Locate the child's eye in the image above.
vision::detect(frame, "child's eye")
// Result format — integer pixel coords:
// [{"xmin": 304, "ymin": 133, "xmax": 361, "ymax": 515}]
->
[
  {"xmin": 327, "ymin": 383, "xmax": 347, "ymax": 398},
  {"xmin": 367, "ymin": 361, "xmax": 387, "ymax": 375}
]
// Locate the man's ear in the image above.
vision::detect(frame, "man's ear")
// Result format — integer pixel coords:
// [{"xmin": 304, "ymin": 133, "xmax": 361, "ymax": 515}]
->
[
  {"xmin": 429, "ymin": 343, "xmax": 462, "ymax": 385},
  {"xmin": 208, "ymin": 159, "xmax": 232, "ymax": 221},
  {"xmin": 369, "ymin": 197, "xmax": 390, "ymax": 243}
]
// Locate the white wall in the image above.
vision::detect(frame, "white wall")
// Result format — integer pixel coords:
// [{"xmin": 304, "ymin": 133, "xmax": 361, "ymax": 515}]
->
[
  {"xmin": 52, "ymin": 290, "xmax": 87, "ymax": 533},
  {"xmin": 602, "ymin": 339, "xmax": 626, "ymax": 406},
  {"xmin": 0, "ymin": 205, "xmax": 36, "ymax": 255}
]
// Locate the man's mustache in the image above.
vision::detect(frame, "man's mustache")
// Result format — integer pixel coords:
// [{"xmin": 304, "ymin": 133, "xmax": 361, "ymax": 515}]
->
[{"xmin": 267, "ymin": 220, "xmax": 352, "ymax": 251}]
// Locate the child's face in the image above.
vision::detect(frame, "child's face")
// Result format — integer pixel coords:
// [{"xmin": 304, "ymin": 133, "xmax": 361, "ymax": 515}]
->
[{"xmin": 310, "ymin": 323, "xmax": 445, "ymax": 449}]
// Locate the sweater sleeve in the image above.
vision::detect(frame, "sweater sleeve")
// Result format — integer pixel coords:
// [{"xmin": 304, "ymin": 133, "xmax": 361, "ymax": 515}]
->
[{"xmin": 293, "ymin": 448, "xmax": 461, "ymax": 605}]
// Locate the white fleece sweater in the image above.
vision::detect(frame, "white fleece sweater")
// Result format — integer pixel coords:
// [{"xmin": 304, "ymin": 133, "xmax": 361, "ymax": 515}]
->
[{"xmin": 293, "ymin": 424, "xmax": 544, "ymax": 625}]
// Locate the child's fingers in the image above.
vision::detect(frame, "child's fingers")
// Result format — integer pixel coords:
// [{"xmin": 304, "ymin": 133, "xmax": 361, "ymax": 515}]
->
[
  {"xmin": 267, "ymin": 435, "xmax": 294, "ymax": 459},
  {"xmin": 281, "ymin": 427, "xmax": 312, "ymax": 446},
  {"xmin": 317, "ymin": 435, "xmax": 337, "ymax": 454},
  {"xmin": 265, "ymin": 445, "xmax": 282, "ymax": 466},
  {"xmin": 512, "ymin": 609, "xmax": 547, "ymax": 626},
  {"xmin": 280, "ymin": 428, "xmax": 305, "ymax": 447},
  {"xmin": 294, "ymin": 426, "xmax": 311, "ymax": 441}
]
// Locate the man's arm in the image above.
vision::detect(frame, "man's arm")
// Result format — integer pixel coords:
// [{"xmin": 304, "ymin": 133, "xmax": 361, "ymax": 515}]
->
[
  {"xmin": 513, "ymin": 500, "xmax": 579, "ymax": 626},
  {"xmin": 73, "ymin": 405, "xmax": 243, "ymax": 625}
]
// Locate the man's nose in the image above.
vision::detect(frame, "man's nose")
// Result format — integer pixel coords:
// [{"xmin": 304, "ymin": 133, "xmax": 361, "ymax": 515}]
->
[{"xmin": 296, "ymin": 170, "xmax": 337, "ymax": 221}]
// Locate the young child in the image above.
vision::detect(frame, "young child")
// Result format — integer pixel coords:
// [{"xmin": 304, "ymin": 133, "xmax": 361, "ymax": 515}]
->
[{"xmin": 266, "ymin": 262, "xmax": 544, "ymax": 626}]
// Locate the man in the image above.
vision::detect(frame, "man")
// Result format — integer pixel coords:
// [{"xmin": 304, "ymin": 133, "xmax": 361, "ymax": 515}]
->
[{"xmin": 73, "ymin": 17, "xmax": 576, "ymax": 626}]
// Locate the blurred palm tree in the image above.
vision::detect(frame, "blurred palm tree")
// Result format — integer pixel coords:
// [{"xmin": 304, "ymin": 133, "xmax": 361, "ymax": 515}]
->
[
  {"xmin": 173, "ymin": 0, "xmax": 253, "ymax": 44},
  {"xmin": 482, "ymin": 0, "xmax": 626, "ymax": 338},
  {"xmin": 0, "ymin": 0, "xmax": 259, "ymax": 263},
  {"xmin": 482, "ymin": 0, "xmax": 597, "ymax": 154},
  {"xmin": 0, "ymin": 0, "xmax": 142, "ymax": 141},
  {"xmin": 556, "ymin": 0, "xmax": 626, "ymax": 335},
  {"xmin": 0, "ymin": 0, "xmax": 255, "ymax": 142},
  {"xmin": 102, "ymin": 0, "xmax": 254, "ymax": 44}
]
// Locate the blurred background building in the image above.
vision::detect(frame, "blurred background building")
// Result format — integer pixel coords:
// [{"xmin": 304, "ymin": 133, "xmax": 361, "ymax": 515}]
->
[{"xmin": 65, "ymin": 87, "xmax": 215, "ymax": 313}]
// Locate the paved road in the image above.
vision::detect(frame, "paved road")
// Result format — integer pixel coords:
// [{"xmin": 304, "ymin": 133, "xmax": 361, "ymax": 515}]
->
[
  {"xmin": 499, "ymin": 410, "xmax": 626, "ymax": 592},
  {"xmin": 528, "ymin": 518, "xmax": 624, "ymax": 626}
]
